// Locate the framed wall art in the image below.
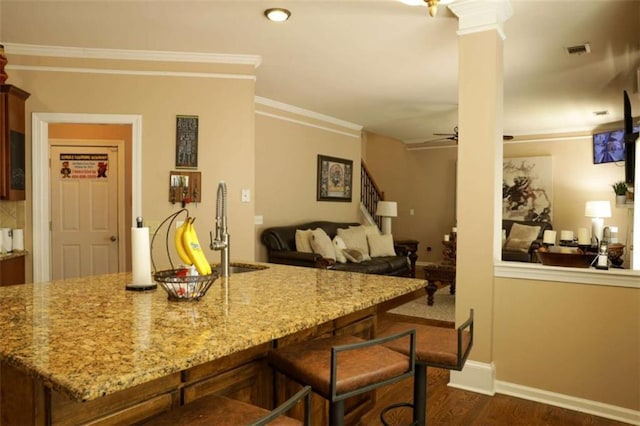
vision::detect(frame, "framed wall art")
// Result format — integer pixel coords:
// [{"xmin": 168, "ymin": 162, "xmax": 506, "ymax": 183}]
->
[
  {"xmin": 175, "ymin": 115, "xmax": 198, "ymax": 168},
  {"xmin": 503, "ymin": 156, "xmax": 553, "ymax": 222},
  {"xmin": 317, "ymin": 154, "xmax": 353, "ymax": 202}
]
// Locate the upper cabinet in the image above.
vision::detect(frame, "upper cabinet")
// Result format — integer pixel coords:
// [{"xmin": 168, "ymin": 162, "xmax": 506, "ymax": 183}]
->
[{"xmin": 0, "ymin": 85, "xmax": 30, "ymax": 201}]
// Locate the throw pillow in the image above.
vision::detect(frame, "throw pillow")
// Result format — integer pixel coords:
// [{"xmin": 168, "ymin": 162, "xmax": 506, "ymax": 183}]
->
[
  {"xmin": 343, "ymin": 248, "xmax": 364, "ymax": 263},
  {"xmin": 368, "ymin": 233, "xmax": 396, "ymax": 257},
  {"xmin": 295, "ymin": 229, "xmax": 313, "ymax": 253},
  {"xmin": 310, "ymin": 228, "xmax": 336, "ymax": 260},
  {"xmin": 337, "ymin": 226, "xmax": 371, "ymax": 260},
  {"xmin": 505, "ymin": 223, "xmax": 541, "ymax": 253},
  {"xmin": 333, "ymin": 236, "xmax": 348, "ymax": 264}
]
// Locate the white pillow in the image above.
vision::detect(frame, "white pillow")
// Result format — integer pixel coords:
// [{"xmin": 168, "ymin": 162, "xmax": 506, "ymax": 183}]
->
[
  {"xmin": 295, "ymin": 229, "xmax": 313, "ymax": 253},
  {"xmin": 368, "ymin": 233, "xmax": 396, "ymax": 257},
  {"xmin": 337, "ymin": 226, "xmax": 371, "ymax": 260},
  {"xmin": 310, "ymin": 228, "xmax": 336, "ymax": 260},
  {"xmin": 343, "ymin": 248, "xmax": 364, "ymax": 263},
  {"xmin": 333, "ymin": 236, "xmax": 348, "ymax": 264},
  {"xmin": 505, "ymin": 223, "xmax": 541, "ymax": 253}
]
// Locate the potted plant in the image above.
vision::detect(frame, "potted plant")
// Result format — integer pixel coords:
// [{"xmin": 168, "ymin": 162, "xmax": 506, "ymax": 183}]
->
[{"xmin": 612, "ymin": 181, "xmax": 628, "ymax": 205}]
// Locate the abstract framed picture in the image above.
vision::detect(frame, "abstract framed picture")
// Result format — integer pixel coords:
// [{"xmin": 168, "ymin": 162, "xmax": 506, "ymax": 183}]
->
[
  {"xmin": 317, "ymin": 155, "xmax": 353, "ymax": 202},
  {"xmin": 502, "ymin": 156, "xmax": 553, "ymax": 222}
]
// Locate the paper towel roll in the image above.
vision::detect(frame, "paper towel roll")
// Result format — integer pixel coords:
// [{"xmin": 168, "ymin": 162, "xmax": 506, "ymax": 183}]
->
[
  {"xmin": 12, "ymin": 229, "xmax": 23, "ymax": 251},
  {"xmin": 0, "ymin": 228, "xmax": 12, "ymax": 253},
  {"xmin": 130, "ymin": 227, "xmax": 153, "ymax": 288}
]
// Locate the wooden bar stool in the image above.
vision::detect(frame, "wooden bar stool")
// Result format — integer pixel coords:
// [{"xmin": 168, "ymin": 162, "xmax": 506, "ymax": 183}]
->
[
  {"xmin": 379, "ymin": 309, "xmax": 474, "ymax": 426},
  {"xmin": 141, "ymin": 385, "xmax": 312, "ymax": 426},
  {"xmin": 267, "ymin": 329, "xmax": 416, "ymax": 426}
]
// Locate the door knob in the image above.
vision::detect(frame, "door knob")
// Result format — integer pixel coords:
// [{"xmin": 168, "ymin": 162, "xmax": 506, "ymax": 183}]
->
[{"xmin": 110, "ymin": 236, "xmax": 117, "ymax": 242}]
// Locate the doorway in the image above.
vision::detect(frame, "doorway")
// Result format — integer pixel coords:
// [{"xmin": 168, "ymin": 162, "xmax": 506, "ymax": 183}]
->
[{"xmin": 32, "ymin": 113, "xmax": 142, "ymax": 283}]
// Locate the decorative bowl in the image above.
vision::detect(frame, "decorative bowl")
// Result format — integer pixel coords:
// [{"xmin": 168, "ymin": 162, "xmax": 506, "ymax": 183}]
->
[
  {"xmin": 536, "ymin": 251, "xmax": 596, "ymax": 268},
  {"xmin": 153, "ymin": 268, "xmax": 219, "ymax": 301}
]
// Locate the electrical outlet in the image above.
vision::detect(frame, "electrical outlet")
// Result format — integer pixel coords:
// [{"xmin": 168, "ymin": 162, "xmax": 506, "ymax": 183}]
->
[
  {"xmin": 241, "ymin": 189, "xmax": 251, "ymax": 202},
  {"xmin": 254, "ymin": 215, "xmax": 263, "ymax": 225},
  {"xmin": 409, "ymin": 209, "xmax": 415, "ymax": 216}
]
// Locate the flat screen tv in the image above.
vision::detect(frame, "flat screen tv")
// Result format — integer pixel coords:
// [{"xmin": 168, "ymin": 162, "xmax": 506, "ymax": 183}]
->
[{"xmin": 592, "ymin": 126, "xmax": 639, "ymax": 164}]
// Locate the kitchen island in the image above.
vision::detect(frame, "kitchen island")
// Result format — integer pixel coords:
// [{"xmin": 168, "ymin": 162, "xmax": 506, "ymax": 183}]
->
[{"xmin": 0, "ymin": 262, "xmax": 426, "ymax": 425}]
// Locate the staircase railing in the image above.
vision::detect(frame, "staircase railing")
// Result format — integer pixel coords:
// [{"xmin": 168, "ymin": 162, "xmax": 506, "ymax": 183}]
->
[{"xmin": 361, "ymin": 160, "xmax": 384, "ymax": 229}]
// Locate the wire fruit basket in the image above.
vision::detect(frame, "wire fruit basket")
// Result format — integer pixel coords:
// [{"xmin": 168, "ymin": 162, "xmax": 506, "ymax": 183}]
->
[{"xmin": 151, "ymin": 209, "xmax": 219, "ymax": 301}]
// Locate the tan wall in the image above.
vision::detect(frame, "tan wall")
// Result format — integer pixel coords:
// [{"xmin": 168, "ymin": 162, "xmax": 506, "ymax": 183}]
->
[
  {"xmin": 364, "ymin": 131, "xmax": 457, "ymax": 264},
  {"xmin": 254, "ymin": 106, "xmax": 362, "ymax": 261},
  {"xmin": 494, "ymin": 278, "xmax": 640, "ymax": 410},
  {"xmin": 10, "ymin": 54, "xmax": 256, "ymax": 276}
]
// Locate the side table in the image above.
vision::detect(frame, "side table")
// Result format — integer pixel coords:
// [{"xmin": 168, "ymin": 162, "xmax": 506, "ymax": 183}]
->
[
  {"xmin": 394, "ymin": 239, "xmax": 419, "ymax": 278},
  {"xmin": 423, "ymin": 263, "xmax": 456, "ymax": 306}
]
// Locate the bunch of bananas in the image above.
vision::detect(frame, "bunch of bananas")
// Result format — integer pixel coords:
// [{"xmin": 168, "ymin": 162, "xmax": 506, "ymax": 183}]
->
[{"xmin": 175, "ymin": 217, "xmax": 212, "ymax": 275}]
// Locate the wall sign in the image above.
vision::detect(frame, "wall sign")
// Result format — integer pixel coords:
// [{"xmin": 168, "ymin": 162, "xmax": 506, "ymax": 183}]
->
[
  {"xmin": 58, "ymin": 153, "xmax": 109, "ymax": 180},
  {"xmin": 176, "ymin": 115, "xmax": 198, "ymax": 168}
]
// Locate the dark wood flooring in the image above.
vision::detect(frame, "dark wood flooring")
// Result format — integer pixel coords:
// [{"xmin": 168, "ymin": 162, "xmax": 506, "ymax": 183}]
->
[{"xmin": 360, "ymin": 313, "xmax": 629, "ymax": 426}]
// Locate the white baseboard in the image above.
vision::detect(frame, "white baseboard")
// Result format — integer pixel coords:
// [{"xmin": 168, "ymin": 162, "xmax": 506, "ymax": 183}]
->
[
  {"xmin": 495, "ymin": 380, "xmax": 640, "ymax": 426},
  {"xmin": 447, "ymin": 361, "xmax": 640, "ymax": 425},
  {"xmin": 448, "ymin": 360, "xmax": 496, "ymax": 395}
]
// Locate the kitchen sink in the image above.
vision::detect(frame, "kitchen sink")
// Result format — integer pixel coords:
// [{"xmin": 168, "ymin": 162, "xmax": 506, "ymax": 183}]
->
[{"xmin": 213, "ymin": 264, "xmax": 268, "ymax": 274}]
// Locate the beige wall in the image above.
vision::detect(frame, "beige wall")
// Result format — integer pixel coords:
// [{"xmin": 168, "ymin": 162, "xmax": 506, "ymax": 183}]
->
[
  {"xmin": 254, "ymin": 105, "xmax": 362, "ymax": 261},
  {"xmin": 364, "ymin": 131, "xmax": 457, "ymax": 264},
  {"xmin": 10, "ymin": 54, "xmax": 256, "ymax": 275},
  {"xmin": 494, "ymin": 278, "xmax": 639, "ymax": 409}
]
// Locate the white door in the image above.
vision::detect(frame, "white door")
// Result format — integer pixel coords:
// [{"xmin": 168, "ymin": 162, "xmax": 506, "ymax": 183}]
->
[{"xmin": 50, "ymin": 145, "xmax": 119, "ymax": 280}]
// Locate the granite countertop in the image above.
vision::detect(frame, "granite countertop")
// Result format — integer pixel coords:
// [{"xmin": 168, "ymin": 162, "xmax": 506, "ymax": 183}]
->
[
  {"xmin": 0, "ymin": 250, "xmax": 27, "ymax": 261},
  {"xmin": 0, "ymin": 262, "xmax": 425, "ymax": 402}
]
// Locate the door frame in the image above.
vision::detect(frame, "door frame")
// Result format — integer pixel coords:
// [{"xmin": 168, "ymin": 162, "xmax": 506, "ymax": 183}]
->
[{"xmin": 33, "ymin": 113, "xmax": 142, "ymax": 283}]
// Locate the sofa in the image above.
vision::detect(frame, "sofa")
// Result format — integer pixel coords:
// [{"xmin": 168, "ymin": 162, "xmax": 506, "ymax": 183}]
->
[
  {"xmin": 502, "ymin": 219, "xmax": 553, "ymax": 262},
  {"xmin": 260, "ymin": 221, "xmax": 411, "ymax": 276}
]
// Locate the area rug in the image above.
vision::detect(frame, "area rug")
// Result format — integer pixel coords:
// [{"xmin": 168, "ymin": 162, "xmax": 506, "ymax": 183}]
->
[{"xmin": 387, "ymin": 291, "xmax": 455, "ymax": 324}]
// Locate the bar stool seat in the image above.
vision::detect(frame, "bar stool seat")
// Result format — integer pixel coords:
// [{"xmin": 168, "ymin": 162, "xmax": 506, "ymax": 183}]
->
[
  {"xmin": 379, "ymin": 309, "xmax": 474, "ymax": 426},
  {"xmin": 141, "ymin": 385, "xmax": 312, "ymax": 426},
  {"xmin": 268, "ymin": 330, "xmax": 416, "ymax": 426}
]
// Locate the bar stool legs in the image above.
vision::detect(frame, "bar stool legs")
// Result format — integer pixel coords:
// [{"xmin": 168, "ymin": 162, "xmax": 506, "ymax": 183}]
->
[{"xmin": 380, "ymin": 308, "xmax": 474, "ymax": 426}]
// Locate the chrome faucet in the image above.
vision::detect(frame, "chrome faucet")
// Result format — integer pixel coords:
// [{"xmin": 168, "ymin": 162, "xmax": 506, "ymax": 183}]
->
[{"xmin": 210, "ymin": 181, "xmax": 230, "ymax": 277}]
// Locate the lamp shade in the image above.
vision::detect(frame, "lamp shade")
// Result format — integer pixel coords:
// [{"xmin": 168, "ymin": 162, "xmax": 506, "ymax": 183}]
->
[
  {"xmin": 376, "ymin": 201, "xmax": 398, "ymax": 217},
  {"xmin": 584, "ymin": 201, "xmax": 611, "ymax": 218}
]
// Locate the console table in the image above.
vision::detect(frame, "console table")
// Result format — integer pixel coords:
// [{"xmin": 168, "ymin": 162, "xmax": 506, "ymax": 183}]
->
[{"xmin": 394, "ymin": 238, "xmax": 419, "ymax": 278}]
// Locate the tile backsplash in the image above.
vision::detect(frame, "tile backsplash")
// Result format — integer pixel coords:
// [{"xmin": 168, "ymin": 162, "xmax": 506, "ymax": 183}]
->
[{"xmin": 0, "ymin": 201, "xmax": 24, "ymax": 229}]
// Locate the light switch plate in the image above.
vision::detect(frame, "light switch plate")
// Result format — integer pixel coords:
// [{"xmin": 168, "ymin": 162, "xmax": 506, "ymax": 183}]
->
[{"xmin": 241, "ymin": 189, "xmax": 251, "ymax": 203}]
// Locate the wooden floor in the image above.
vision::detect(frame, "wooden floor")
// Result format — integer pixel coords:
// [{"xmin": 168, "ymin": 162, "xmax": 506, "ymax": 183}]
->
[{"xmin": 357, "ymin": 314, "xmax": 628, "ymax": 426}]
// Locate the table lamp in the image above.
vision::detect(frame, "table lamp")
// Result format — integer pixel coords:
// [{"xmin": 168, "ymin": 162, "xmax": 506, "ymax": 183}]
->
[
  {"xmin": 584, "ymin": 201, "xmax": 611, "ymax": 246},
  {"xmin": 375, "ymin": 201, "xmax": 397, "ymax": 235}
]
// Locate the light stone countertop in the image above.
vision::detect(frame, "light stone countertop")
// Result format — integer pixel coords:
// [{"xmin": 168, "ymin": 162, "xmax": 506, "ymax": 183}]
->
[{"xmin": 0, "ymin": 262, "xmax": 426, "ymax": 402}]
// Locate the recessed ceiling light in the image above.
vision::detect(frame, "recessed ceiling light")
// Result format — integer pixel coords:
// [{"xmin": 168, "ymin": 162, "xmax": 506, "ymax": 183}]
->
[{"xmin": 264, "ymin": 8, "xmax": 291, "ymax": 22}]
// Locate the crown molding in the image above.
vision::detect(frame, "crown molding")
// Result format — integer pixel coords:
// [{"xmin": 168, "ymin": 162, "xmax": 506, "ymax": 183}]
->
[
  {"xmin": 448, "ymin": 0, "xmax": 513, "ymax": 40},
  {"xmin": 2, "ymin": 42, "xmax": 262, "ymax": 67},
  {"xmin": 255, "ymin": 96, "xmax": 362, "ymax": 133}
]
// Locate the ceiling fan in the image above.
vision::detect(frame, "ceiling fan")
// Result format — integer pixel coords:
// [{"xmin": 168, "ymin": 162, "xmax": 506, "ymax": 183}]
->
[{"xmin": 425, "ymin": 126, "xmax": 514, "ymax": 143}]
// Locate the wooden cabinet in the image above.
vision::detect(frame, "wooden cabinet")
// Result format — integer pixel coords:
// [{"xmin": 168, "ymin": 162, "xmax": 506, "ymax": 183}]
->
[
  {"xmin": 0, "ymin": 84, "xmax": 30, "ymax": 200},
  {"xmin": 0, "ymin": 255, "xmax": 26, "ymax": 286}
]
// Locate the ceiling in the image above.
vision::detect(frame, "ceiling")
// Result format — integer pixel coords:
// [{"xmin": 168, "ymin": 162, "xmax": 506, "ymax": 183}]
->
[{"xmin": 2, "ymin": 0, "xmax": 639, "ymax": 144}]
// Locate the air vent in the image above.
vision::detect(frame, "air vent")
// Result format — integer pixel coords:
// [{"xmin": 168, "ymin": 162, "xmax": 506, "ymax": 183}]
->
[{"xmin": 565, "ymin": 43, "xmax": 591, "ymax": 55}]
